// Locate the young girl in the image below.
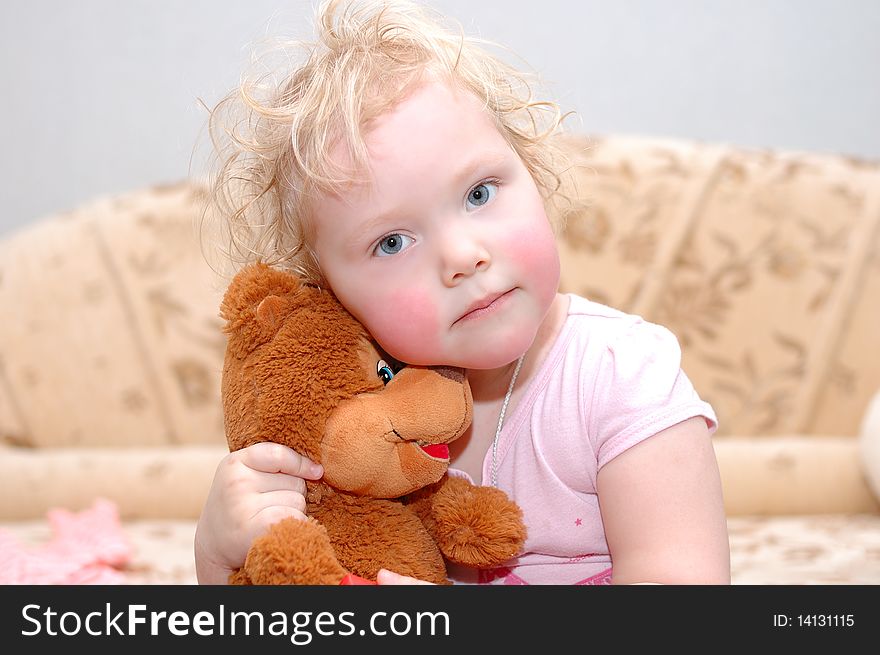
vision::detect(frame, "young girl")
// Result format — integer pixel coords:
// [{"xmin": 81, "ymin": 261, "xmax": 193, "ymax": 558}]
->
[{"xmin": 195, "ymin": 0, "xmax": 730, "ymax": 585}]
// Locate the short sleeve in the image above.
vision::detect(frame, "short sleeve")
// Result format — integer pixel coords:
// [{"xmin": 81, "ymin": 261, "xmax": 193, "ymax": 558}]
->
[{"xmin": 587, "ymin": 318, "xmax": 718, "ymax": 470}]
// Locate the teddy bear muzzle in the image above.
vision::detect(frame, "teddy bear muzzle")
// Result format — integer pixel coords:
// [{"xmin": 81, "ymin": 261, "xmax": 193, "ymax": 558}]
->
[{"xmin": 319, "ymin": 365, "xmax": 473, "ymax": 497}]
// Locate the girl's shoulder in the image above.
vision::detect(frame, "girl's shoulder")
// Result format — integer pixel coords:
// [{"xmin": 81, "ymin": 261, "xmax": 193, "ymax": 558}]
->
[
  {"xmin": 562, "ymin": 293, "xmax": 680, "ymax": 356},
  {"xmin": 565, "ymin": 293, "xmax": 629, "ymax": 320},
  {"xmin": 558, "ymin": 294, "xmax": 717, "ymax": 467}
]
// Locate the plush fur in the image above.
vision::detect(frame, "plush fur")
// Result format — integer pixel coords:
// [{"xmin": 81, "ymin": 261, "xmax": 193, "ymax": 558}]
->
[{"xmin": 220, "ymin": 263, "xmax": 526, "ymax": 584}]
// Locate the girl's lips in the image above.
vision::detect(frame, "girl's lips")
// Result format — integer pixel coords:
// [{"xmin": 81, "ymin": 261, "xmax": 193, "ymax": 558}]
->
[
  {"xmin": 419, "ymin": 443, "xmax": 450, "ymax": 461},
  {"xmin": 455, "ymin": 288, "xmax": 515, "ymax": 324}
]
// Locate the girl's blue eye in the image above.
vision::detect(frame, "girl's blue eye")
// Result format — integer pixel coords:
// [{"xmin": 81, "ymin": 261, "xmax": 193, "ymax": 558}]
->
[
  {"xmin": 374, "ymin": 233, "xmax": 413, "ymax": 257},
  {"xmin": 377, "ymin": 359, "xmax": 395, "ymax": 385},
  {"xmin": 466, "ymin": 181, "xmax": 498, "ymax": 210}
]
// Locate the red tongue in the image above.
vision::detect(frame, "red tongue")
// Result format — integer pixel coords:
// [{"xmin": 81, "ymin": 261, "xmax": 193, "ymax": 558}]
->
[{"xmin": 419, "ymin": 443, "xmax": 449, "ymax": 460}]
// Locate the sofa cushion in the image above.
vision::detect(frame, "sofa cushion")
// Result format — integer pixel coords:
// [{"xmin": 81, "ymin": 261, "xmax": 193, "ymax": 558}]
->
[
  {"xmin": 859, "ymin": 388, "xmax": 880, "ymax": 503},
  {"xmin": 5, "ymin": 513, "xmax": 880, "ymax": 585}
]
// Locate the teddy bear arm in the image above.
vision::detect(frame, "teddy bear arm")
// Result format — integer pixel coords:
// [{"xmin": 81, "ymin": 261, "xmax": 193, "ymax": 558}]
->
[{"xmin": 407, "ymin": 475, "xmax": 527, "ymax": 569}]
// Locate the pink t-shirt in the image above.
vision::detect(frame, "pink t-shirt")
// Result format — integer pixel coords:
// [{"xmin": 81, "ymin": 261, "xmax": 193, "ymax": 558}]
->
[{"xmin": 448, "ymin": 294, "xmax": 717, "ymax": 585}]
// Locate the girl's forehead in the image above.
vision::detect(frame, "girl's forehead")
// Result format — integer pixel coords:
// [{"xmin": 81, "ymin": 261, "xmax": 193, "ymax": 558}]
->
[
  {"xmin": 368, "ymin": 80, "xmax": 488, "ymax": 134},
  {"xmin": 319, "ymin": 80, "xmax": 503, "ymax": 190}
]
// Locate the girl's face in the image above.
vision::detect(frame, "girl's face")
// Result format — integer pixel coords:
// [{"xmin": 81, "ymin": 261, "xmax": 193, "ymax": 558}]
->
[{"xmin": 310, "ymin": 80, "xmax": 560, "ymax": 369}]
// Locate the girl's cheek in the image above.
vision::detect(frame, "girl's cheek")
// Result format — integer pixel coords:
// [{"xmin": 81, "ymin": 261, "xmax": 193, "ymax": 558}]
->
[
  {"xmin": 363, "ymin": 286, "xmax": 440, "ymax": 362},
  {"xmin": 503, "ymin": 215, "xmax": 560, "ymax": 291}
]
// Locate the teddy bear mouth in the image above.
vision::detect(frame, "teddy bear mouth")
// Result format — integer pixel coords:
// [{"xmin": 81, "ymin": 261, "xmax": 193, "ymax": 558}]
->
[{"xmin": 417, "ymin": 442, "xmax": 450, "ymax": 461}]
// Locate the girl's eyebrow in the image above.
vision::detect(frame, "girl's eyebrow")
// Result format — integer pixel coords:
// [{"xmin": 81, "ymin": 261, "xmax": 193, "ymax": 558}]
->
[
  {"xmin": 452, "ymin": 151, "xmax": 509, "ymax": 189},
  {"xmin": 346, "ymin": 208, "xmax": 401, "ymax": 250}
]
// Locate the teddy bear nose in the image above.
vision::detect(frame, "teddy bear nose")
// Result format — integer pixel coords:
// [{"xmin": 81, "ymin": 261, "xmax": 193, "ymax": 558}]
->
[{"xmin": 432, "ymin": 366, "xmax": 465, "ymax": 383}]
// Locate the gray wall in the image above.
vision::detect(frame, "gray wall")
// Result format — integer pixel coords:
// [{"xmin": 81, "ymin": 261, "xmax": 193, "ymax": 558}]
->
[{"xmin": 2, "ymin": 0, "xmax": 878, "ymax": 237}]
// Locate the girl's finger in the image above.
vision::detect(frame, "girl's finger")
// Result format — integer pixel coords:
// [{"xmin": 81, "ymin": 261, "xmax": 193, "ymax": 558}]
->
[
  {"xmin": 376, "ymin": 569, "xmax": 435, "ymax": 585},
  {"xmin": 236, "ymin": 442, "xmax": 323, "ymax": 479}
]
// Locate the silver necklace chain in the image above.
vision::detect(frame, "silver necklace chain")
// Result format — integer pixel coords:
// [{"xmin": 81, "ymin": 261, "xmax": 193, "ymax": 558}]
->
[{"xmin": 490, "ymin": 354, "xmax": 525, "ymax": 487}]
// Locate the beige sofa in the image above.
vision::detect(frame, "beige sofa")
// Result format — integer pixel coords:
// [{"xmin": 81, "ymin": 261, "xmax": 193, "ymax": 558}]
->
[{"xmin": 2, "ymin": 133, "xmax": 879, "ymax": 584}]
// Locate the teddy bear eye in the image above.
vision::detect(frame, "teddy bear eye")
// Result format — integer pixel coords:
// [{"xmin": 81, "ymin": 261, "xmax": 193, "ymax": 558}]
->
[{"xmin": 376, "ymin": 359, "xmax": 395, "ymax": 385}]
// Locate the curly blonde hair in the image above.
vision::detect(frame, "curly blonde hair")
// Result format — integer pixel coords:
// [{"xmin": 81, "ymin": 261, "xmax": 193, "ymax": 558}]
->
[{"xmin": 205, "ymin": 0, "xmax": 572, "ymax": 282}]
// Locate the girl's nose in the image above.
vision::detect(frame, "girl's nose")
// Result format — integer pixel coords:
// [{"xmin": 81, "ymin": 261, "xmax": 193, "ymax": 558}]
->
[{"xmin": 440, "ymin": 225, "xmax": 491, "ymax": 286}]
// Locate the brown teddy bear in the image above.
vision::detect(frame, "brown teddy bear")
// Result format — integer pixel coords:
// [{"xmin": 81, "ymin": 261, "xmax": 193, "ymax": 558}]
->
[{"xmin": 220, "ymin": 263, "xmax": 526, "ymax": 584}]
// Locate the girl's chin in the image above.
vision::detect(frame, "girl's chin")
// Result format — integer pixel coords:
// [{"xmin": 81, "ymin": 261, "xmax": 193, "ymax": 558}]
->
[
  {"xmin": 387, "ymin": 327, "xmax": 539, "ymax": 369},
  {"xmin": 460, "ymin": 356, "xmax": 524, "ymax": 371},
  {"xmin": 454, "ymin": 342, "xmax": 536, "ymax": 371},
  {"xmin": 392, "ymin": 348, "xmax": 528, "ymax": 370}
]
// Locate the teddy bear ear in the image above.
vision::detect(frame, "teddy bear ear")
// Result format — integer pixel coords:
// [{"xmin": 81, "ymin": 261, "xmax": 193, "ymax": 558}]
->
[
  {"xmin": 220, "ymin": 262, "xmax": 302, "ymax": 326},
  {"xmin": 255, "ymin": 294, "xmax": 285, "ymax": 332},
  {"xmin": 220, "ymin": 263, "xmax": 305, "ymax": 357}
]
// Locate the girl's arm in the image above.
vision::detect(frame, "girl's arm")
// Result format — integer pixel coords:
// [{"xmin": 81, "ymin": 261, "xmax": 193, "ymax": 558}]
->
[{"xmin": 596, "ymin": 416, "xmax": 731, "ymax": 585}]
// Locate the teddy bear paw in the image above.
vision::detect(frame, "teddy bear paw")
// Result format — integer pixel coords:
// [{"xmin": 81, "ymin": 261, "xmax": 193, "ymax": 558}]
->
[
  {"xmin": 432, "ymin": 486, "xmax": 526, "ymax": 568},
  {"xmin": 241, "ymin": 516, "xmax": 348, "ymax": 585}
]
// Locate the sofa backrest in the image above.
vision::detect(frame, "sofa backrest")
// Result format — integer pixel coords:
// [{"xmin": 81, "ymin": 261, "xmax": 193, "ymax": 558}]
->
[
  {"xmin": 1, "ymin": 134, "xmax": 878, "ymax": 449},
  {"xmin": 0, "ymin": 182, "xmax": 228, "ymax": 449},
  {"xmin": 556, "ymin": 134, "xmax": 880, "ymax": 437}
]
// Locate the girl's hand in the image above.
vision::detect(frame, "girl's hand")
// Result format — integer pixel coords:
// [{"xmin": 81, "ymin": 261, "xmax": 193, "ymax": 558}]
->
[
  {"xmin": 375, "ymin": 569, "xmax": 436, "ymax": 585},
  {"xmin": 194, "ymin": 442, "xmax": 323, "ymax": 584}
]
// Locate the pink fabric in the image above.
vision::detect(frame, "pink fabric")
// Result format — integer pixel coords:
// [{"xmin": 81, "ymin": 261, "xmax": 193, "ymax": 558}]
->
[
  {"xmin": 0, "ymin": 498, "xmax": 133, "ymax": 585},
  {"xmin": 449, "ymin": 294, "xmax": 717, "ymax": 585}
]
